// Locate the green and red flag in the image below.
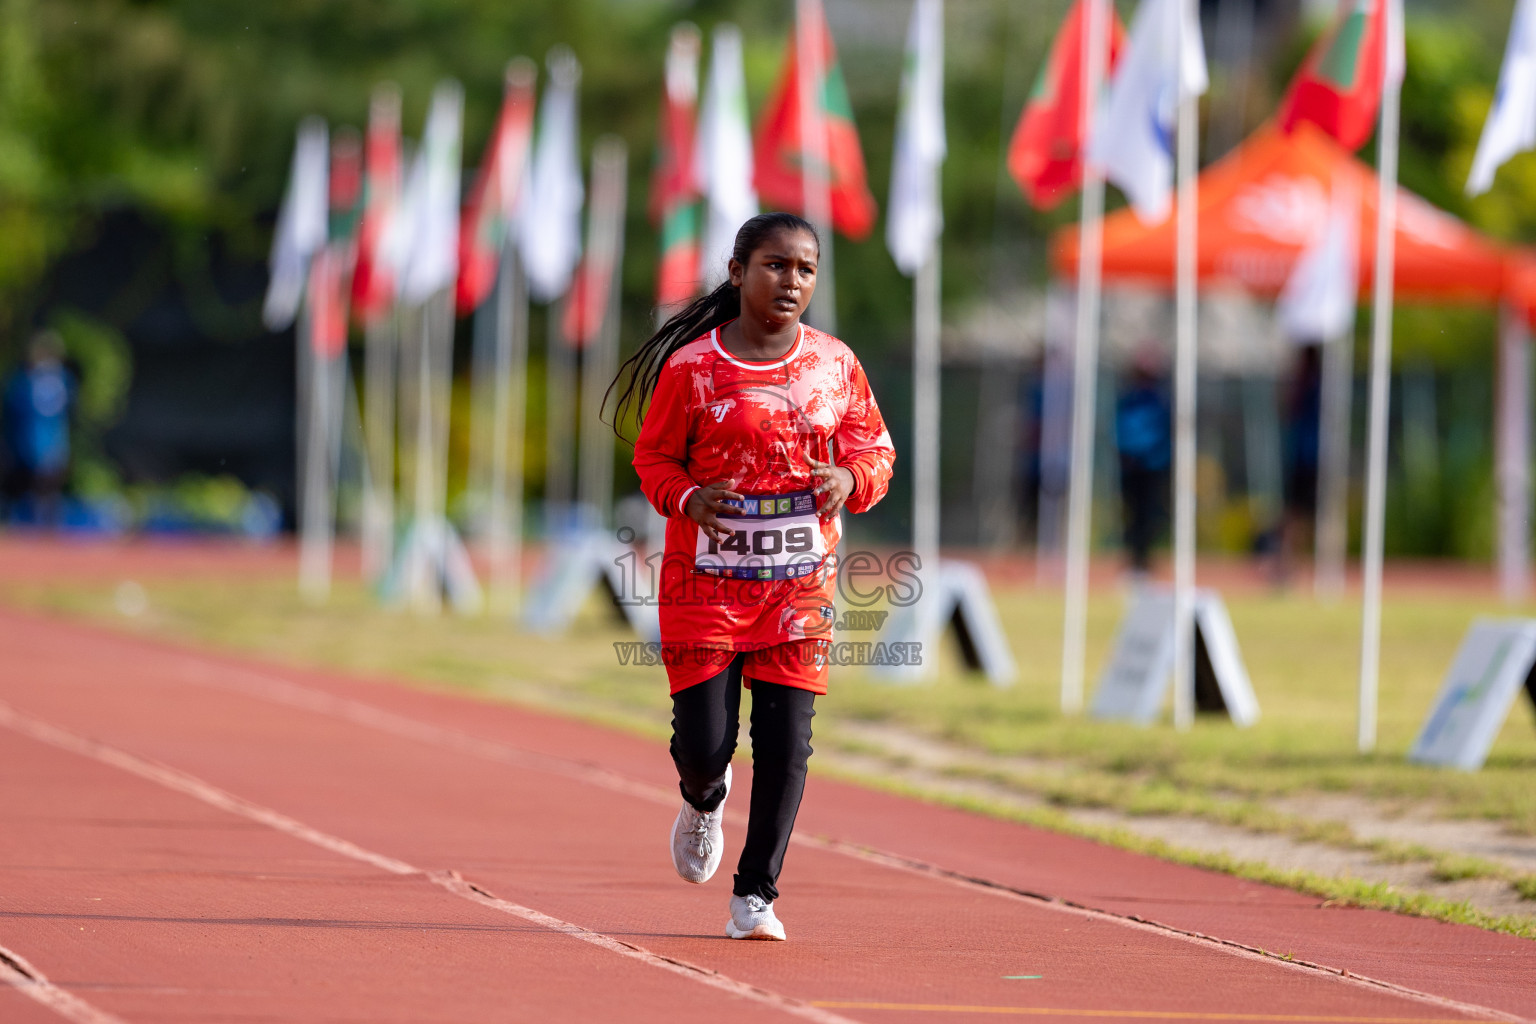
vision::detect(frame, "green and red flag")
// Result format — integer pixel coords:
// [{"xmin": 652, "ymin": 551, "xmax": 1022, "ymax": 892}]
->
[
  {"xmin": 1277, "ymin": 0, "xmax": 1392, "ymax": 152},
  {"xmin": 753, "ymin": 0, "xmax": 877, "ymax": 240},
  {"xmin": 1007, "ymin": 0, "xmax": 1125, "ymax": 210},
  {"xmin": 457, "ymin": 60, "xmax": 537, "ymax": 314},
  {"xmin": 350, "ymin": 87, "xmax": 401, "ymax": 325},
  {"xmin": 651, "ymin": 24, "xmax": 703, "ymax": 311}
]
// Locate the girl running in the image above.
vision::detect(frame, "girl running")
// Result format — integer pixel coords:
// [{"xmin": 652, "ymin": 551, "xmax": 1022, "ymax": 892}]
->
[{"xmin": 612, "ymin": 212, "xmax": 895, "ymax": 940}]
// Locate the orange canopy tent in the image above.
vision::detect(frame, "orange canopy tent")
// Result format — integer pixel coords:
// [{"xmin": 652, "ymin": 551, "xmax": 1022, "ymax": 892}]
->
[{"xmin": 1052, "ymin": 122, "xmax": 1534, "ymax": 314}]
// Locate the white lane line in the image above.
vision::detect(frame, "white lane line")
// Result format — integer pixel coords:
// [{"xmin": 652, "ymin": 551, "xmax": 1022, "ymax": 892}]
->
[
  {"xmin": 797, "ymin": 839, "xmax": 1531, "ymax": 1024},
  {"xmin": 0, "ymin": 699, "xmax": 857, "ymax": 1024},
  {"xmin": 429, "ymin": 870, "xmax": 853, "ymax": 1023},
  {"xmin": 0, "ymin": 702, "xmax": 417, "ymax": 877},
  {"xmin": 164, "ymin": 656, "xmax": 1529, "ymax": 1024},
  {"xmin": 0, "ymin": 944, "xmax": 129, "ymax": 1024}
]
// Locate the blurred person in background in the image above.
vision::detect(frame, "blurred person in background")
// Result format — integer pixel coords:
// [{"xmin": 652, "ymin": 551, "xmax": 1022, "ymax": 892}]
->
[
  {"xmin": 1276, "ymin": 343, "xmax": 1323, "ymax": 585},
  {"xmin": 1018, "ymin": 352, "xmax": 1045, "ymax": 541},
  {"xmin": 2, "ymin": 330, "xmax": 77, "ymax": 526},
  {"xmin": 1115, "ymin": 341, "xmax": 1171, "ymax": 579}
]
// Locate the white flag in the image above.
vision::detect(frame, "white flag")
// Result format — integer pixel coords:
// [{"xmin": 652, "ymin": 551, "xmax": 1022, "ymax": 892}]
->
[
  {"xmin": 263, "ymin": 118, "xmax": 329, "ymax": 330},
  {"xmin": 1088, "ymin": 0, "xmax": 1207, "ymax": 224},
  {"xmin": 520, "ymin": 48, "xmax": 585, "ymax": 303},
  {"xmin": 694, "ymin": 24, "xmax": 758, "ymax": 290},
  {"xmin": 391, "ymin": 81, "xmax": 464, "ymax": 307},
  {"xmin": 1277, "ymin": 177, "xmax": 1359, "ymax": 342},
  {"xmin": 1468, "ymin": 0, "xmax": 1536, "ymax": 195},
  {"xmin": 886, "ymin": 0, "xmax": 946, "ymax": 277}
]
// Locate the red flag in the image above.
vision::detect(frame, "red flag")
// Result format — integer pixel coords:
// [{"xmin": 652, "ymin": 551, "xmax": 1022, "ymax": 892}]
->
[
  {"xmin": 1007, "ymin": 0, "xmax": 1124, "ymax": 210},
  {"xmin": 1278, "ymin": 0, "xmax": 1390, "ymax": 152},
  {"xmin": 457, "ymin": 60, "xmax": 538, "ymax": 314},
  {"xmin": 652, "ymin": 25, "xmax": 703, "ymax": 309},
  {"xmin": 753, "ymin": 0, "xmax": 877, "ymax": 240}
]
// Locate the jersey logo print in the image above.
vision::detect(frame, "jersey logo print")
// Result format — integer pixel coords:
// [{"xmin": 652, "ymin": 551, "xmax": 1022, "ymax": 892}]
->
[{"xmin": 709, "ymin": 402, "xmax": 730, "ymax": 423}]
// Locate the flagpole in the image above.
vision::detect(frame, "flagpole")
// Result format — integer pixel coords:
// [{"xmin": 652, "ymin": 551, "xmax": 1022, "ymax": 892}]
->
[
  {"xmin": 361, "ymin": 313, "xmax": 397, "ymax": 582},
  {"xmin": 1359, "ymin": 0, "xmax": 1403, "ymax": 754},
  {"xmin": 326, "ymin": 344, "xmax": 351, "ymax": 561},
  {"xmin": 797, "ymin": 0, "xmax": 837, "ymax": 335},
  {"xmin": 298, "ymin": 343, "xmax": 335, "ymax": 603},
  {"xmin": 577, "ymin": 137, "xmax": 628, "ymax": 528},
  {"xmin": 1315, "ymin": 325, "xmax": 1353, "ymax": 600},
  {"xmin": 488, "ymin": 241, "xmax": 529, "ymax": 616},
  {"xmin": 467, "ymin": 275, "xmax": 498, "ymax": 532},
  {"xmin": 1497, "ymin": 307, "xmax": 1531, "ymax": 602},
  {"xmin": 430, "ymin": 286, "xmax": 457, "ymax": 550},
  {"xmin": 394, "ymin": 301, "xmax": 420, "ymax": 598},
  {"xmin": 295, "ymin": 291, "xmax": 328, "ymax": 601},
  {"xmin": 1171, "ymin": 0, "xmax": 1201, "ymax": 732},
  {"xmin": 1060, "ymin": 0, "xmax": 1111, "ymax": 715},
  {"xmin": 545, "ymin": 298, "xmax": 576, "ymax": 528},
  {"xmin": 409, "ymin": 299, "xmax": 440, "ymax": 613}
]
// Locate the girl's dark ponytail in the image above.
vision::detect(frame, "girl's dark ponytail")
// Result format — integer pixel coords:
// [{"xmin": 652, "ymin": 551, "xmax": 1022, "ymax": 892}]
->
[{"xmin": 607, "ymin": 212, "xmax": 818, "ymax": 440}]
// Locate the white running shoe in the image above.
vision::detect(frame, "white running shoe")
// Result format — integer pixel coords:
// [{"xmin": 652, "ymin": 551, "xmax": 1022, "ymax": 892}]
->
[
  {"xmin": 725, "ymin": 893, "xmax": 786, "ymax": 941},
  {"xmin": 670, "ymin": 764, "xmax": 730, "ymax": 883}
]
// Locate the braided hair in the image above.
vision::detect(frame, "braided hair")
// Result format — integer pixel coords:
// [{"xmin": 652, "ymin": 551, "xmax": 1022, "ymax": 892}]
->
[{"xmin": 608, "ymin": 212, "xmax": 819, "ymax": 440}]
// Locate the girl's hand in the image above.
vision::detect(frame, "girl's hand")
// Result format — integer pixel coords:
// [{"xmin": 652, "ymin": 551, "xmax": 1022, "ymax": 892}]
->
[
  {"xmin": 685, "ymin": 479, "xmax": 745, "ymax": 545},
  {"xmin": 808, "ymin": 455, "xmax": 855, "ymax": 520}
]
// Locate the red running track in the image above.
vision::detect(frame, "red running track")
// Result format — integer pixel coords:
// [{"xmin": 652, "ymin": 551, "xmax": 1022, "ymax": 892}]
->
[{"xmin": 0, "ymin": 607, "xmax": 1531, "ymax": 1023}]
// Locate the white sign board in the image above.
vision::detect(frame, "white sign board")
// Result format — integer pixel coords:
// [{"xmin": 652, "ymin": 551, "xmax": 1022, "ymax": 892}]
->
[
  {"xmin": 1409, "ymin": 619, "xmax": 1536, "ymax": 771},
  {"xmin": 523, "ymin": 527, "xmax": 660, "ymax": 641},
  {"xmin": 873, "ymin": 559, "xmax": 1018, "ymax": 687},
  {"xmin": 1090, "ymin": 586, "xmax": 1260, "ymax": 727}
]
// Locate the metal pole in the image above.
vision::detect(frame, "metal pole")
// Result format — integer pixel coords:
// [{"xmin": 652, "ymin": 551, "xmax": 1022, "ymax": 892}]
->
[
  {"xmin": 429, "ymin": 287, "xmax": 456, "ymax": 538},
  {"xmin": 1358, "ymin": 7, "xmax": 1403, "ymax": 754},
  {"xmin": 297, "ymin": 287, "xmax": 336, "ymax": 604},
  {"xmin": 1060, "ymin": 0, "xmax": 1111, "ymax": 715},
  {"xmin": 488, "ymin": 244, "xmax": 529, "ymax": 617},
  {"xmin": 409, "ymin": 299, "xmax": 439, "ymax": 613},
  {"xmin": 545, "ymin": 298, "xmax": 576, "ymax": 526},
  {"xmin": 796, "ymin": 0, "xmax": 837, "ymax": 335},
  {"xmin": 914, "ymin": 246, "xmax": 942, "ymax": 619},
  {"xmin": 577, "ymin": 138, "xmax": 628, "ymax": 528},
  {"xmin": 361, "ymin": 313, "xmax": 397, "ymax": 582},
  {"xmin": 1316, "ymin": 331, "xmax": 1354, "ymax": 600},
  {"xmin": 467, "ymin": 277, "xmax": 498, "ymax": 533},
  {"xmin": 1497, "ymin": 307, "xmax": 1531, "ymax": 602},
  {"xmin": 1171, "ymin": 0, "xmax": 1201, "ymax": 732}
]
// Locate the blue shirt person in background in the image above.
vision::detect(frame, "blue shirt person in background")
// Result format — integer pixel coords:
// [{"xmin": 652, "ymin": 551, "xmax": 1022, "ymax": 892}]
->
[
  {"xmin": 2, "ymin": 330, "xmax": 77, "ymax": 525},
  {"xmin": 1115, "ymin": 343, "xmax": 1171, "ymax": 576}
]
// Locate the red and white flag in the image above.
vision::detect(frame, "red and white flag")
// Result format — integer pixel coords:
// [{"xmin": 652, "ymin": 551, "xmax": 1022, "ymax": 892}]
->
[
  {"xmin": 1007, "ymin": 0, "xmax": 1124, "ymax": 210},
  {"xmin": 457, "ymin": 60, "xmax": 537, "ymax": 314},
  {"xmin": 1278, "ymin": 0, "xmax": 1403, "ymax": 152},
  {"xmin": 651, "ymin": 25, "xmax": 703, "ymax": 310},
  {"xmin": 351, "ymin": 86, "xmax": 402, "ymax": 323},
  {"xmin": 753, "ymin": 0, "xmax": 877, "ymax": 240}
]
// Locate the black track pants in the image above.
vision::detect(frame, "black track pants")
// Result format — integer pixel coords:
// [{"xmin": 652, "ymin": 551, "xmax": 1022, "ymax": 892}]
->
[{"xmin": 669, "ymin": 654, "xmax": 817, "ymax": 902}]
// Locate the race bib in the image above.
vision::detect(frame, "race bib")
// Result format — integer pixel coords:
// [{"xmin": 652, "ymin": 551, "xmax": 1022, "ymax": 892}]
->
[{"xmin": 694, "ymin": 488, "xmax": 827, "ymax": 581}]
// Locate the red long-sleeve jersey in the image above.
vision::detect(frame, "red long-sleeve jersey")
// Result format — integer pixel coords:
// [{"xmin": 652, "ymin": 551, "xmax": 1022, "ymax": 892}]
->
[{"xmin": 632, "ymin": 322, "xmax": 896, "ymax": 693}]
